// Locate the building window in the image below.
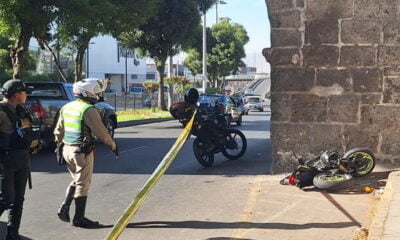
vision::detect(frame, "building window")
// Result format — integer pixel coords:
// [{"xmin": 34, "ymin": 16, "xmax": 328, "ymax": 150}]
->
[
  {"xmin": 131, "ymin": 74, "xmax": 138, "ymax": 79},
  {"xmin": 146, "ymin": 73, "xmax": 156, "ymax": 80}
]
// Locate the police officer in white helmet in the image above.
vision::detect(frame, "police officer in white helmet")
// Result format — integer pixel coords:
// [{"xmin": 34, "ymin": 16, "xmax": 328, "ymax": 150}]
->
[{"xmin": 53, "ymin": 78, "xmax": 118, "ymax": 228}]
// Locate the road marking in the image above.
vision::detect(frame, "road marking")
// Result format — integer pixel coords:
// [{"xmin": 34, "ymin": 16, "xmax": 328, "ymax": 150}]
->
[{"xmin": 231, "ymin": 175, "xmax": 264, "ymax": 238}]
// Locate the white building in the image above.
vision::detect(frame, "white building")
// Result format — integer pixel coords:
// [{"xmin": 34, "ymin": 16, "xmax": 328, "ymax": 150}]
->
[{"xmin": 87, "ymin": 35, "xmax": 146, "ymax": 92}]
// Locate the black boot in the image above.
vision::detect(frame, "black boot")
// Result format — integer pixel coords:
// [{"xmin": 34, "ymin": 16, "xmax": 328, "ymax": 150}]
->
[
  {"xmin": 6, "ymin": 226, "xmax": 21, "ymax": 240},
  {"xmin": 57, "ymin": 185, "xmax": 76, "ymax": 222},
  {"xmin": 72, "ymin": 196, "xmax": 99, "ymax": 228}
]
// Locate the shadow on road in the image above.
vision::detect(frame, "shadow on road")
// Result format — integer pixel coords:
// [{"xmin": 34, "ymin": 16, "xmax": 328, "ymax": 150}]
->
[{"xmin": 126, "ymin": 220, "xmax": 357, "ymax": 230}]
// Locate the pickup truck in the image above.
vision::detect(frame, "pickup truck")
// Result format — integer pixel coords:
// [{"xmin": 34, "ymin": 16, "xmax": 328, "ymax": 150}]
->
[{"xmin": 23, "ymin": 82, "xmax": 117, "ymax": 149}]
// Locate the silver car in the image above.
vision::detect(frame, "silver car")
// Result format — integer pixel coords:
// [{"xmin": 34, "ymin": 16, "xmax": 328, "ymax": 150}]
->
[{"xmin": 244, "ymin": 96, "xmax": 264, "ymax": 112}]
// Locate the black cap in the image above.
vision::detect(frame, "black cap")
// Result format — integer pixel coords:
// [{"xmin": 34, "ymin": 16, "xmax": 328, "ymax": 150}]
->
[{"xmin": 0, "ymin": 79, "xmax": 32, "ymax": 97}]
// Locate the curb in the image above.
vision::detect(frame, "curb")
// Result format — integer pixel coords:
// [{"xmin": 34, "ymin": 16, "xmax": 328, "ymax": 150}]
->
[
  {"xmin": 117, "ymin": 117, "xmax": 174, "ymax": 128},
  {"xmin": 368, "ymin": 171, "xmax": 400, "ymax": 240}
]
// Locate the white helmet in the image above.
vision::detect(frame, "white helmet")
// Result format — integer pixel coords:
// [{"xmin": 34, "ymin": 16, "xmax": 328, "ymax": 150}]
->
[{"xmin": 73, "ymin": 78, "xmax": 107, "ymax": 102}]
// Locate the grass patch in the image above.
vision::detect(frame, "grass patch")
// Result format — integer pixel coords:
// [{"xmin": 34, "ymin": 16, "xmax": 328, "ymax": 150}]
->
[{"xmin": 117, "ymin": 108, "xmax": 172, "ymax": 122}]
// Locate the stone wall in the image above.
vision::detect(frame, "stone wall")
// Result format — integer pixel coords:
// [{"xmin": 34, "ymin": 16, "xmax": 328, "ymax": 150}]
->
[{"xmin": 264, "ymin": 0, "xmax": 400, "ymax": 172}]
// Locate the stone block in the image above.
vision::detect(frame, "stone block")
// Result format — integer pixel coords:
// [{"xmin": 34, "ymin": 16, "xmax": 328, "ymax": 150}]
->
[
  {"xmin": 271, "ymin": 123, "xmax": 310, "ymax": 153},
  {"xmin": 384, "ymin": 67, "xmax": 400, "ymax": 77},
  {"xmin": 341, "ymin": 20, "xmax": 381, "ymax": 44},
  {"xmin": 343, "ymin": 125, "xmax": 379, "ymax": 152},
  {"xmin": 269, "ymin": 10, "xmax": 301, "ymax": 28},
  {"xmin": 316, "ymin": 68, "xmax": 352, "ymax": 92},
  {"xmin": 352, "ymin": 68, "xmax": 383, "ymax": 93},
  {"xmin": 340, "ymin": 46, "xmax": 376, "ymax": 66},
  {"xmin": 303, "ymin": 45, "xmax": 339, "ymax": 67},
  {"xmin": 271, "ymin": 29, "xmax": 302, "ymax": 47},
  {"xmin": 271, "ymin": 67, "xmax": 315, "ymax": 92},
  {"xmin": 354, "ymin": 0, "xmax": 398, "ymax": 18},
  {"xmin": 361, "ymin": 94, "xmax": 381, "ymax": 104},
  {"xmin": 383, "ymin": 21, "xmax": 400, "ymax": 44},
  {"xmin": 308, "ymin": 124, "xmax": 343, "ymax": 153},
  {"xmin": 266, "ymin": 48, "xmax": 301, "ymax": 66},
  {"xmin": 306, "ymin": 0, "xmax": 353, "ymax": 19},
  {"xmin": 305, "ymin": 20, "xmax": 338, "ymax": 44},
  {"xmin": 327, "ymin": 95, "xmax": 359, "ymax": 122},
  {"xmin": 266, "ymin": 0, "xmax": 294, "ymax": 10},
  {"xmin": 378, "ymin": 46, "xmax": 400, "ymax": 66},
  {"xmin": 383, "ymin": 91, "xmax": 400, "ymax": 104},
  {"xmin": 381, "ymin": 131, "xmax": 400, "ymax": 155},
  {"xmin": 270, "ymin": 93, "xmax": 291, "ymax": 121},
  {"xmin": 296, "ymin": 0, "xmax": 305, "ymax": 8},
  {"xmin": 385, "ymin": 76, "xmax": 400, "ymax": 92},
  {"xmin": 291, "ymin": 94, "xmax": 327, "ymax": 122},
  {"xmin": 361, "ymin": 105, "xmax": 400, "ymax": 132}
]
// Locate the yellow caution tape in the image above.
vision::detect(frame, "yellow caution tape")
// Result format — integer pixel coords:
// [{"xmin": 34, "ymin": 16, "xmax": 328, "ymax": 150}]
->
[{"xmin": 105, "ymin": 112, "xmax": 196, "ymax": 240}]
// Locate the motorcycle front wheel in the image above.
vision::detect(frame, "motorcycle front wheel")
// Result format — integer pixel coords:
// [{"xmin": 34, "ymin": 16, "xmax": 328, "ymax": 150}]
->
[
  {"xmin": 313, "ymin": 173, "xmax": 353, "ymax": 190},
  {"xmin": 221, "ymin": 129, "xmax": 247, "ymax": 160},
  {"xmin": 343, "ymin": 148, "xmax": 375, "ymax": 177},
  {"xmin": 193, "ymin": 138, "xmax": 214, "ymax": 167}
]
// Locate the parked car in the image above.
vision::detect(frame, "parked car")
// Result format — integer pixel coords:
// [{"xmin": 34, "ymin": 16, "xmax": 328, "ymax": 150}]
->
[
  {"xmin": 198, "ymin": 94, "xmax": 242, "ymax": 126},
  {"xmin": 233, "ymin": 97, "xmax": 249, "ymax": 115},
  {"xmin": 244, "ymin": 96, "xmax": 264, "ymax": 112},
  {"xmin": 23, "ymin": 82, "xmax": 117, "ymax": 149}
]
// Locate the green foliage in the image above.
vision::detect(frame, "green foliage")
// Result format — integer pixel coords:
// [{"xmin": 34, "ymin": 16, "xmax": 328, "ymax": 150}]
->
[
  {"xmin": 206, "ymin": 87, "xmax": 222, "ymax": 94},
  {"xmin": 143, "ymin": 81, "xmax": 159, "ymax": 92},
  {"xmin": 23, "ymin": 73, "xmax": 57, "ymax": 82},
  {"xmin": 47, "ymin": 0, "xmax": 159, "ymax": 81},
  {"xmin": 120, "ymin": 0, "xmax": 201, "ymax": 110},
  {"xmin": 197, "ymin": 0, "xmax": 215, "ymax": 13},
  {"xmin": 0, "ymin": 0, "xmax": 55, "ymax": 78},
  {"xmin": 184, "ymin": 19, "xmax": 249, "ymax": 87},
  {"xmin": 183, "ymin": 49, "xmax": 202, "ymax": 77}
]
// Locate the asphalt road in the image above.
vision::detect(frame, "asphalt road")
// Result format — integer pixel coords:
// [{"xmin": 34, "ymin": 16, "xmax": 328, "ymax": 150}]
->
[{"xmin": 0, "ymin": 110, "xmax": 271, "ymax": 240}]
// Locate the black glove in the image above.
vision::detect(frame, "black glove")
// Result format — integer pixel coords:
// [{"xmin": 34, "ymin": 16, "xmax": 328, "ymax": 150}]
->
[{"xmin": 112, "ymin": 144, "xmax": 119, "ymax": 159}]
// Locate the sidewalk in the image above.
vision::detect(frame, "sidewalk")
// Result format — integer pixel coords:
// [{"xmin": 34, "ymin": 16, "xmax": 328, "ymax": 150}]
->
[
  {"xmin": 228, "ymin": 168, "xmax": 395, "ymax": 240},
  {"xmin": 368, "ymin": 170, "xmax": 400, "ymax": 240}
]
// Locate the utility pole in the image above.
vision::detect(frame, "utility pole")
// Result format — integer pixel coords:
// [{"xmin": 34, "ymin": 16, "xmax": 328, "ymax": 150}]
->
[{"xmin": 202, "ymin": 12, "xmax": 207, "ymax": 93}]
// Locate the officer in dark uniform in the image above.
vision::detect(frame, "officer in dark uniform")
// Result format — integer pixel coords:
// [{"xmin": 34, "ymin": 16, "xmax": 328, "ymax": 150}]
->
[{"xmin": 0, "ymin": 79, "xmax": 40, "ymax": 240}]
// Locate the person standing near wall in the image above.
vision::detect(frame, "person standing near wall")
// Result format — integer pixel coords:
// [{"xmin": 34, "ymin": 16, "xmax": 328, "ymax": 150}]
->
[{"xmin": 54, "ymin": 78, "xmax": 118, "ymax": 228}]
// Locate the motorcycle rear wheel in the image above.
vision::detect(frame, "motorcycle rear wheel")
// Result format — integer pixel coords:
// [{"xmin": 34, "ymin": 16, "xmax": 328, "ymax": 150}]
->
[
  {"xmin": 313, "ymin": 173, "xmax": 353, "ymax": 190},
  {"xmin": 343, "ymin": 148, "xmax": 376, "ymax": 177},
  {"xmin": 193, "ymin": 138, "xmax": 214, "ymax": 167},
  {"xmin": 221, "ymin": 129, "xmax": 247, "ymax": 160}
]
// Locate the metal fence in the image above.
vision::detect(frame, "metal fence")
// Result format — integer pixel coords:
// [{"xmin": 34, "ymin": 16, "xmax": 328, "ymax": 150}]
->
[{"xmin": 104, "ymin": 92, "xmax": 181, "ymax": 111}]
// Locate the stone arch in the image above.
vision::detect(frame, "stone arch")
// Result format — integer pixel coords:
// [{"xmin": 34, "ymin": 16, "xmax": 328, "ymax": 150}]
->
[{"xmin": 264, "ymin": 0, "xmax": 400, "ymax": 172}]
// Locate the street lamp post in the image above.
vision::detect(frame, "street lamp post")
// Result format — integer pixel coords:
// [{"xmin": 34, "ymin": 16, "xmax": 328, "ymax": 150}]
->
[
  {"xmin": 202, "ymin": 11, "xmax": 207, "ymax": 93},
  {"xmin": 215, "ymin": 0, "xmax": 227, "ymax": 24}
]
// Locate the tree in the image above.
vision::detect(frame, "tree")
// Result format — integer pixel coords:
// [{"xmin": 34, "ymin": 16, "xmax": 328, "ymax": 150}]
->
[
  {"xmin": 183, "ymin": 49, "xmax": 202, "ymax": 84},
  {"xmin": 38, "ymin": 0, "xmax": 158, "ymax": 82},
  {"xmin": 208, "ymin": 19, "xmax": 249, "ymax": 87},
  {"xmin": 184, "ymin": 19, "xmax": 249, "ymax": 87},
  {"xmin": 0, "ymin": 0, "xmax": 54, "ymax": 79},
  {"xmin": 120, "ymin": 0, "xmax": 200, "ymax": 111}
]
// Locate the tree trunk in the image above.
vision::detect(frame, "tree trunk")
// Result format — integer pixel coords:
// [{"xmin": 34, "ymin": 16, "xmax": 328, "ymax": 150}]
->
[
  {"xmin": 156, "ymin": 63, "xmax": 167, "ymax": 111},
  {"xmin": 75, "ymin": 47, "xmax": 86, "ymax": 82},
  {"xmin": 10, "ymin": 22, "xmax": 33, "ymax": 79},
  {"xmin": 40, "ymin": 40, "xmax": 68, "ymax": 82}
]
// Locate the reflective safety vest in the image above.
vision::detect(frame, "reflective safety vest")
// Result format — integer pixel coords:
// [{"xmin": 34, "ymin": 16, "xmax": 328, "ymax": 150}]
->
[{"xmin": 62, "ymin": 101, "xmax": 93, "ymax": 144}]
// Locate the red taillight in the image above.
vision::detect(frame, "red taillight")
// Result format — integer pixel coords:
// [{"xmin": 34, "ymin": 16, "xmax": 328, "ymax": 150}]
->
[
  {"xmin": 31, "ymin": 103, "xmax": 47, "ymax": 119},
  {"xmin": 288, "ymin": 175, "xmax": 296, "ymax": 185}
]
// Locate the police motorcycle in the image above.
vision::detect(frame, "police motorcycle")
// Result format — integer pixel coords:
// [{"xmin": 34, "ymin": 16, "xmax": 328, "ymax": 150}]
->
[
  {"xmin": 170, "ymin": 88, "xmax": 247, "ymax": 167},
  {"xmin": 280, "ymin": 148, "xmax": 375, "ymax": 189}
]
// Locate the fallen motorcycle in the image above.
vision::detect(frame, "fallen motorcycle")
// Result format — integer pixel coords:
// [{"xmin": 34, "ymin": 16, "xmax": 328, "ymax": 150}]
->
[
  {"xmin": 170, "ymin": 89, "xmax": 247, "ymax": 167},
  {"xmin": 280, "ymin": 148, "xmax": 376, "ymax": 190}
]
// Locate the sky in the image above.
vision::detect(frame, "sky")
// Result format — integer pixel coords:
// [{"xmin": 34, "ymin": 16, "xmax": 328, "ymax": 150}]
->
[{"xmin": 207, "ymin": 0, "xmax": 271, "ymax": 73}]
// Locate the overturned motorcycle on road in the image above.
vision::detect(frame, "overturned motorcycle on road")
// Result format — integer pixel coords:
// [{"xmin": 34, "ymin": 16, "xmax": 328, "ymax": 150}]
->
[
  {"xmin": 170, "ymin": 88, "xmax": 247, "ymax": 167},
  {"xmin": 280, "ymin": 148, "xmax": 376, "ymax": 190}
]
